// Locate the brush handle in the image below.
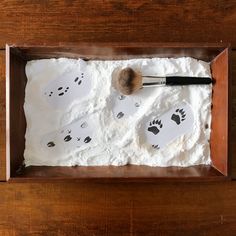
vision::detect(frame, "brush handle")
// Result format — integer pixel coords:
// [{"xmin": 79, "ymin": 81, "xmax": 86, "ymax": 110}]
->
[
  {"xmin": 166, "ymin": 76, "xmax": 212, "ymax": 85},
  {"xmin": 142, "ymin": 76, "xmax": 212, "ymax": 87}
]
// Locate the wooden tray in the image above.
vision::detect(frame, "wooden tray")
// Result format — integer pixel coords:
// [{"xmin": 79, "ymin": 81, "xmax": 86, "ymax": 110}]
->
[{"xmin": 5, "ymin": 43, "xmax": 231, "ymax": 182}]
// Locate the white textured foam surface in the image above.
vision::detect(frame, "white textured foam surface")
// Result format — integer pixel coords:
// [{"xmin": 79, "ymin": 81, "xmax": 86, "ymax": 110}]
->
[{"xmin": 24, "ymin": 57, "xmax": 212, "ymax": 167}]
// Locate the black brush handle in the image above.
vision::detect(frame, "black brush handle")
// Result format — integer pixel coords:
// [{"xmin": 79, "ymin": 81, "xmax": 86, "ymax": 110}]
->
[{"xmin": 166, "ymin": 76, "xmax": 212, "ymax": 85}]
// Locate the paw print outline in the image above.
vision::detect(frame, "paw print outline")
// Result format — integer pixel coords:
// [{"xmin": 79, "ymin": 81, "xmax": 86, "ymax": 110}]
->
[
  {"xmin": 171, "ymin": 108, "xmax": 186, "ymax": 125},
  {"xmin": 147, "ymin": 119, "xmax": 163, "ymax": 135}
]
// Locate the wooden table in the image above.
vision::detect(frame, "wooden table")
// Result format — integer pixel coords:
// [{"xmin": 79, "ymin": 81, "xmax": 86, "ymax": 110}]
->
[{"xmin": 1, "ymin": 1, "xmax": 236, "ymax": 235}]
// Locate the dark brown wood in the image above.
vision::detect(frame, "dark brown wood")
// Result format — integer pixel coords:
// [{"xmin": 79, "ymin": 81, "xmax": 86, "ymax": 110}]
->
[
  {"xmin": 11, "ymin": 165, "xmax": 226, "ymax": 182},
  {"xmin": 13, "ymin": 43, "xmax": 227, "ymax": 61},
  {"xmin": 6, "ymin": 44, "xmax": 230, "ymax": 181},
  {"xmin": 0, "ymin": 1, "xmax": 236, "ymax": 48},
  {"xmin": 0, "ymin": 51, "xmax": 6, "ymax": 181},
  {"xmin": 6, "ymin": 46, "xmax": 27, "ymax": 180},
  {"xmin": 1, "ymin": 181, "xmax": 236, "ymax": 235},
  {"xmin": 232, "ymin": 52, "xmax": 236, "ymax": 178}
]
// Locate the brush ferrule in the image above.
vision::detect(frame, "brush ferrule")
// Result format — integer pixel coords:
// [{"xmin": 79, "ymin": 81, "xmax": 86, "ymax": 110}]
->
[{"xmin": 142, "ymin": 76, "xmax": 166, "ymax": 87}]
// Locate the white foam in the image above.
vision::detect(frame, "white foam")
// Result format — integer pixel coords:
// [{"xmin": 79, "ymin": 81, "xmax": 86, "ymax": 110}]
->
[{"xmin": 24, "ymin": 57, "xmax": 212, "ymax": 167}]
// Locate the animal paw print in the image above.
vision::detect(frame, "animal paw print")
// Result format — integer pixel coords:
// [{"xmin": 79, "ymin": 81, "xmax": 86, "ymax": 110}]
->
[
  {"xmin": 84, "ymin": 136, "xmax": 92, "ymax": 143},
  {"xmin": 58, "ymin": 86, "xmax": 69, "ymax": 96},
  {"xmin": 47, "ymin": 141, "xmax": 55, "ymax": 147},
  {"xmin": 117, "ymin": 112, "xmax": 124, "ymax": 119},
  {"xmin": 74, "ymin": 76, "xmax": 82, "ymax": 86},
  {"xmin": 115, "ymin": 94, "xmax": 141, "ymax": 120},
  {"xmin": 74, "ymin": 72, "xmax": 84, "ymax": 86},
  {"xmin": 152, "ymin": 144, "xmax": 160, "ymax": 149},
  {"xmin": 45, "ymin": 86, "xmax": 70, "ymax": 98},
  {"xmin": 171, "ymin": 108, "xmax": 186, "ymax": 125},
  {"xmin": 147, "ymin": 119, "xmax": 163, "ymax": 135},
  {"xmin": 64, "ymin": 130, "xmax": 72, "ymax": 142}
]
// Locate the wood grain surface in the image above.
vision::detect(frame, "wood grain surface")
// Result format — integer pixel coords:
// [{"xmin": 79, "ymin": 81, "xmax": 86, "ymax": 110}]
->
[
  {"xmin": 1, "ymin": 47, "xmax": 236, "ymax": 236},
  {"xmin": 0, "ymin": 51, "xmax": 6, "ymax": 181},
  {"xmin": 1, "ymin": 0, "xmax": 236, "ymax": 235},
  {"xmin": 0, "ymin": 181, "xmax": 236, "ymax": 236},
  {"xmin": 0, "ymin": 0, "xmax": 236, "ymax": 48}
]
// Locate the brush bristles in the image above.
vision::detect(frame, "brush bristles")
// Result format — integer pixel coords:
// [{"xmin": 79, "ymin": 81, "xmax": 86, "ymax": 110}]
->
[{"xmin": 114, "ymin": 67, "xmax": 142, "ymax": 95}]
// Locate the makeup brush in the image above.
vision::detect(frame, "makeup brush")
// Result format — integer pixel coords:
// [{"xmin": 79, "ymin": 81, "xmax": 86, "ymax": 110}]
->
[{"xmin": 113, "ymin": 67, "xmax": 213, "ymax": 95}]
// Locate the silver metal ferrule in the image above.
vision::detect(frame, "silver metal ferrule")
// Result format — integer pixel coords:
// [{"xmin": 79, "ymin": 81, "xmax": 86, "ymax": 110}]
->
[{"xmin": 142, "ymin": 76, "xmax": 166, "ymax": 87}]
